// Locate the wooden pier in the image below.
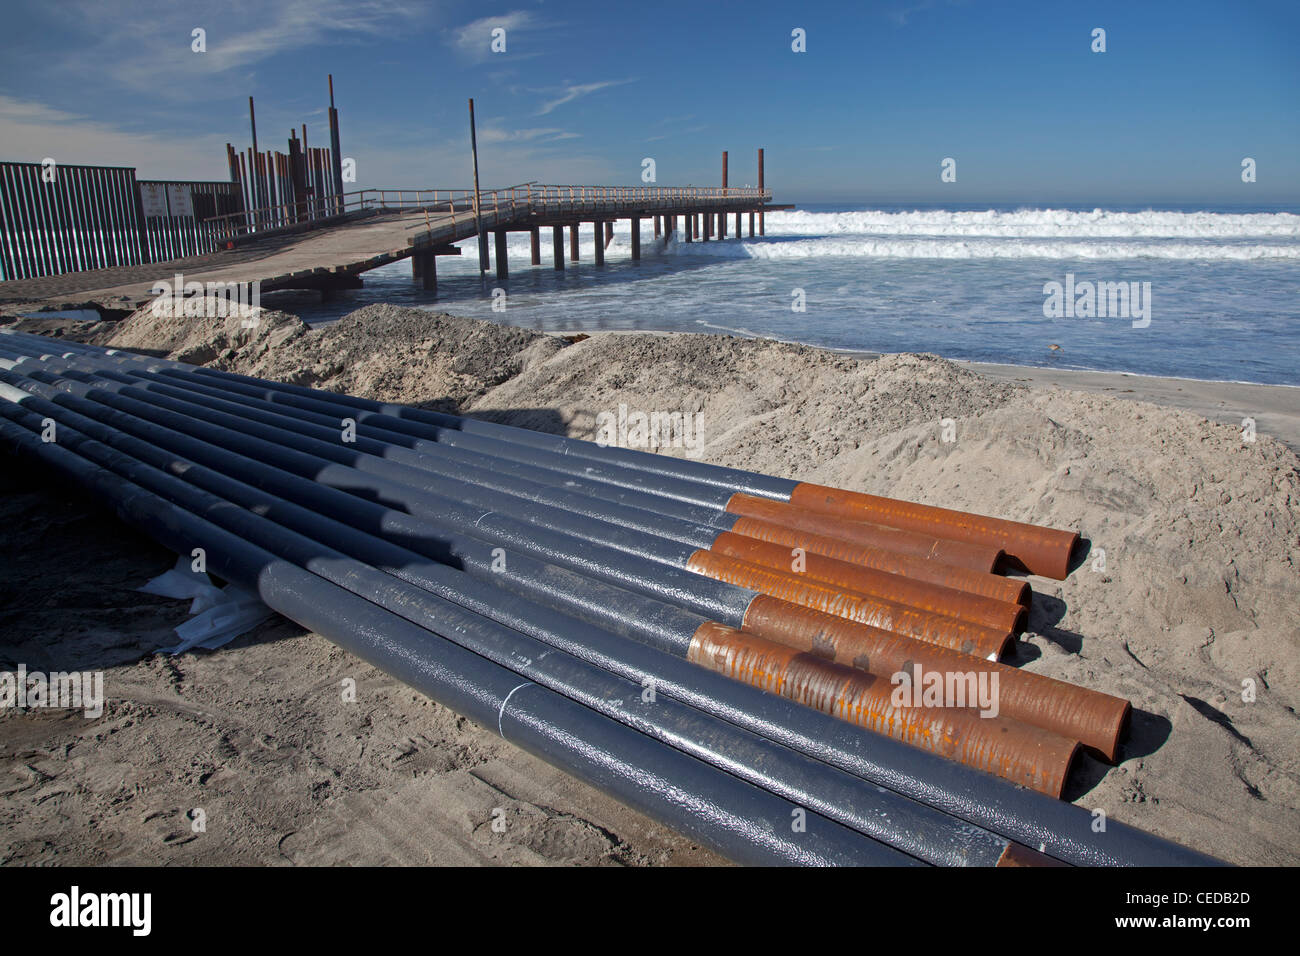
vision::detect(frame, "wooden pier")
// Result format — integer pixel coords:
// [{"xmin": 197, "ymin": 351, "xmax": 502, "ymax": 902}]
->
[{"xmin": 0, "ymin": 180, "xmax": 783, "ymax": 310}]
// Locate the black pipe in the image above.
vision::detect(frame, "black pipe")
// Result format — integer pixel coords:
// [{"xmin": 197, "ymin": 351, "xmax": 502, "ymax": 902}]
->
[
  {"xmin": 97, "ymin": 356, "xmax": 738, "ymax": 523},
  {"xmin": 2, "ymin": 393, "xmax": 1045, "ymax": 866},
  {"xmin": 0, "ymin": 330, "xmax": 795, "ymax": 498},
  {"xmin": 0, "ymin": 349, "xmax": 1224, "ymax": 867},
  {"xmin": 0, "ymin": 355, "xmax": 728, "ymax": 648},
  {"xmin": 0, "ymin": 400, "xmax": 904, "ymax": 867},
  {"xmin": 23, "ymin": 348, "xmax": 737, "ymax": 544},
  {"xmin": 146, "ymin": 360, "xmax": 737, "ymax": 511},
  {"xmin": 0, "ymin": 356, "xmax": 759, "ymax": 624}
]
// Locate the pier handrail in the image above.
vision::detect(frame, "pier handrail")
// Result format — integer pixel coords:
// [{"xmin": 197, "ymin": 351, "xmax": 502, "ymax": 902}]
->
[{"xmin": 204, "ymin": 183, "xmax": 773, "ymax": 243}]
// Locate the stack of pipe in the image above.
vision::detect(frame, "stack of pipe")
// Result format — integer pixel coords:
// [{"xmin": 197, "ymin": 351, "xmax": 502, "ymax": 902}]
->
[{"xmin": 0, "ymin": 328, "xmax": 1219, "ymax": 867}]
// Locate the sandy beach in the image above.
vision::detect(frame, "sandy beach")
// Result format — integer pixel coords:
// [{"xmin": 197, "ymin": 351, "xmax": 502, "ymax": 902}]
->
[
  {"xmin": 1, "ymin": 304, "xmax": 1296, "ymax": 866},
  {"xmin": 968, "ymin": 362, "xmax": 1300, "ymax": 453}
]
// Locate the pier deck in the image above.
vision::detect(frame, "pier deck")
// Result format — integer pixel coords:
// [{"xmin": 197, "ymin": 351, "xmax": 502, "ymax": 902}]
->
[{"xmin": 0, "ymin": 185, "xmax": 778, "ymax": 310}]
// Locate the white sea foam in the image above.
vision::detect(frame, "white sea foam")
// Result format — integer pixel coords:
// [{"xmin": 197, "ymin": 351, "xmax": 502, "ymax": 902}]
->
[
  {"xmin": 667, "ymin": 233, "xmax": 1299, "ymax": 261},
  {"xmin": 658, "ymin": 208, "xmax": 1300, "ymax": 261},
  {"xmin": 763, "ymin": 208, "xmax": 1300, "ymax": 239}
]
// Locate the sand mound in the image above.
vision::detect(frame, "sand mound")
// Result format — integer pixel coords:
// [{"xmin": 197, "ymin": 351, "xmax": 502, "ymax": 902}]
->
[
  {"xmin": 107, "ymin": 302, "xmax": 307, "ymax": 365},
  {"xmin": 109, "ymin": 304, "xmax": 561, "ymax": 411}
]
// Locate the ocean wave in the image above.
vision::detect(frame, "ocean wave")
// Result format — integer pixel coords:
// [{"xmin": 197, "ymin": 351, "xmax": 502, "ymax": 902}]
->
[
  {"xmin": 762, "ymin": 208, "xmax": 1300, "ymax": 239},
  {"xmin": 666, "ymin": 234, "xmax": 1300, "ymax": 261}
]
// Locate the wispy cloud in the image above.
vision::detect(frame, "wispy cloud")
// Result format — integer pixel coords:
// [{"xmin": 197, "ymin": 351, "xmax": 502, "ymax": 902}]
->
[
  {"xmin": 342, "ymin": 130, "xmax": 614, "ymax": 190},
  {"xmin": 536, "ymin": 79, "xmax": 634, "ymax": 116},
  {"xmin": 478, "ymin": 127, "xmax": 580, "ymax": 144},
  {"xmin": 646, "ymin": 124, "xmax": 707, "ymax": 143},
  {"xmin": 63, "ymin": 0, "xmax": 425, "ymax": 94},
  {"xmin": 0, "ymin": 90, "xmax": 607, "ymax": 190},
  {"xmin": 451, "ymin": 10, "xmax": 538, "ymax": 61},
  {"xmin": 0, "ymin": 94, "xmax": 228, "ymax": 178}
]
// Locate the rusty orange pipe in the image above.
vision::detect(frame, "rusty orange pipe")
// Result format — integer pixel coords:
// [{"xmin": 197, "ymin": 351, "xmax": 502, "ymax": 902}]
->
[
  {"xmin": 727, "ymin": 514, "xmax": 1031, "ymax": 607},
  {"xmin": 687, "ymin": 622, "xmax": 1080, "ymax": 797},
  {"xmin": 786, "ymin": 484, "xmax": 1081, "ymax": 580},
  {"xmin": 709, "ymin": 530, "xmax": 1027, "ymax": 634},
  {"xmin": 687, "ymin": 550, "xmax": 1013, "ymax": 660},
  {"xmin": 726, "ymin": 493, "xmax": 1003, "ymax": 574},
  {"xmin": 997, "ymin": 843, "xmax": 1068, "ymax": 867},
  {"xmin": 741, "ymin": 595, "xmax": 1130, "ymax": 761}
]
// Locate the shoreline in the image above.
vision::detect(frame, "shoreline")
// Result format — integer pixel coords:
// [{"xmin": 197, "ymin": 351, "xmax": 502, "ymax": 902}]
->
[
  {"xmin": 958, "ymin": 360, "xmax": 1300, "ymax": 452},
  {"xmin": 5, "ymin": 304, "xmax": 1299, "ymax": 451}
]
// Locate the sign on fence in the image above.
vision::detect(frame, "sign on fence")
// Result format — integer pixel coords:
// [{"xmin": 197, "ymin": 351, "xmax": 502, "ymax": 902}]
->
[
  {"xmin": 139, "ymin": 182, "xmax": 168, "ymax": 218},
  {"xmin": 165, "ymin": 184, "xmax": 193, "ymax": 218}
]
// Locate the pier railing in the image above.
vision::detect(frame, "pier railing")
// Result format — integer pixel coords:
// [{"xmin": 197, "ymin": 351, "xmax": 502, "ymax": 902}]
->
[{"xmin": 203, "ymin": 184, "xmax": 773, "ymax": 244}]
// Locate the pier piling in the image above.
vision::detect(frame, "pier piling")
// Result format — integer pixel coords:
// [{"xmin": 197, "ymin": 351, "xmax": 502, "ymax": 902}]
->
[
  {"xmin": 495, "ymin": 230, "xmax": 508, "ymax": 279},
  {"xmin": 721, "ymin": 151, "xmax": 728, "ymax": 238}
]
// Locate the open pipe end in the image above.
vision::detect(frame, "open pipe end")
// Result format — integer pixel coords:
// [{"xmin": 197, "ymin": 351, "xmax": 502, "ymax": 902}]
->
[
  {"xmin": 1009, "ymin": 604, "xmax": 1029, "ymax": 638},
  {"xmin": 989, "ymin": 630, "xmax": 1017, "ymax": 662},
  {"xmin": 1065, "ymin": 534, "xmax": 1091, "ymax": 577},
  {"xmin": 1087, "ymin": 699, "xmax": 1133, "ymax": 764},
  {"xmin": 1045, "ymin": 740, "xmax": 1083, "ymax": 800},
  {"xmin": 993, "ymin": 533, "xmax": 1081, "ymax": 581}
]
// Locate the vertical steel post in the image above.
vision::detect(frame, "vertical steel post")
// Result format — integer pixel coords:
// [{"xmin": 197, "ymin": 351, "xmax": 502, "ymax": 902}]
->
[
  {"xmin": 720, "ymin": 151, "xmax": 728, "ymax": 238},
  {"xmin": 328, "ymin": 76, "xmax": 345, "ymax": 214},
  {"xmin": 248, "ymin": 97, "xmax": 262, "ymax": 229},
  {"xmin": 468, "ymin": 98, "xmax": 488, "ymax": 277}
]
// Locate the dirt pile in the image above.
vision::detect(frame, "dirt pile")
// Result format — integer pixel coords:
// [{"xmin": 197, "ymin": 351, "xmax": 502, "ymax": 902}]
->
[{"xmin": 105, "ymin": 303, "xmax": 561, "ymax": 410}]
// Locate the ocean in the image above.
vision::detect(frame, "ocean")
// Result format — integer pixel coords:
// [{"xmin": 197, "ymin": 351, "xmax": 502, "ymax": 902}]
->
[{"xmin": 283, "ymin": 203, "xmax": 1300, "ymax": 387}]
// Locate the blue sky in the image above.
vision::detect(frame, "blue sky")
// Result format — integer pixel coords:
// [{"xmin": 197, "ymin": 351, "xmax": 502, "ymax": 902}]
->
[{"xmin": 1, "ymin": 0, "xmax": 1296, "ymax": 204}]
